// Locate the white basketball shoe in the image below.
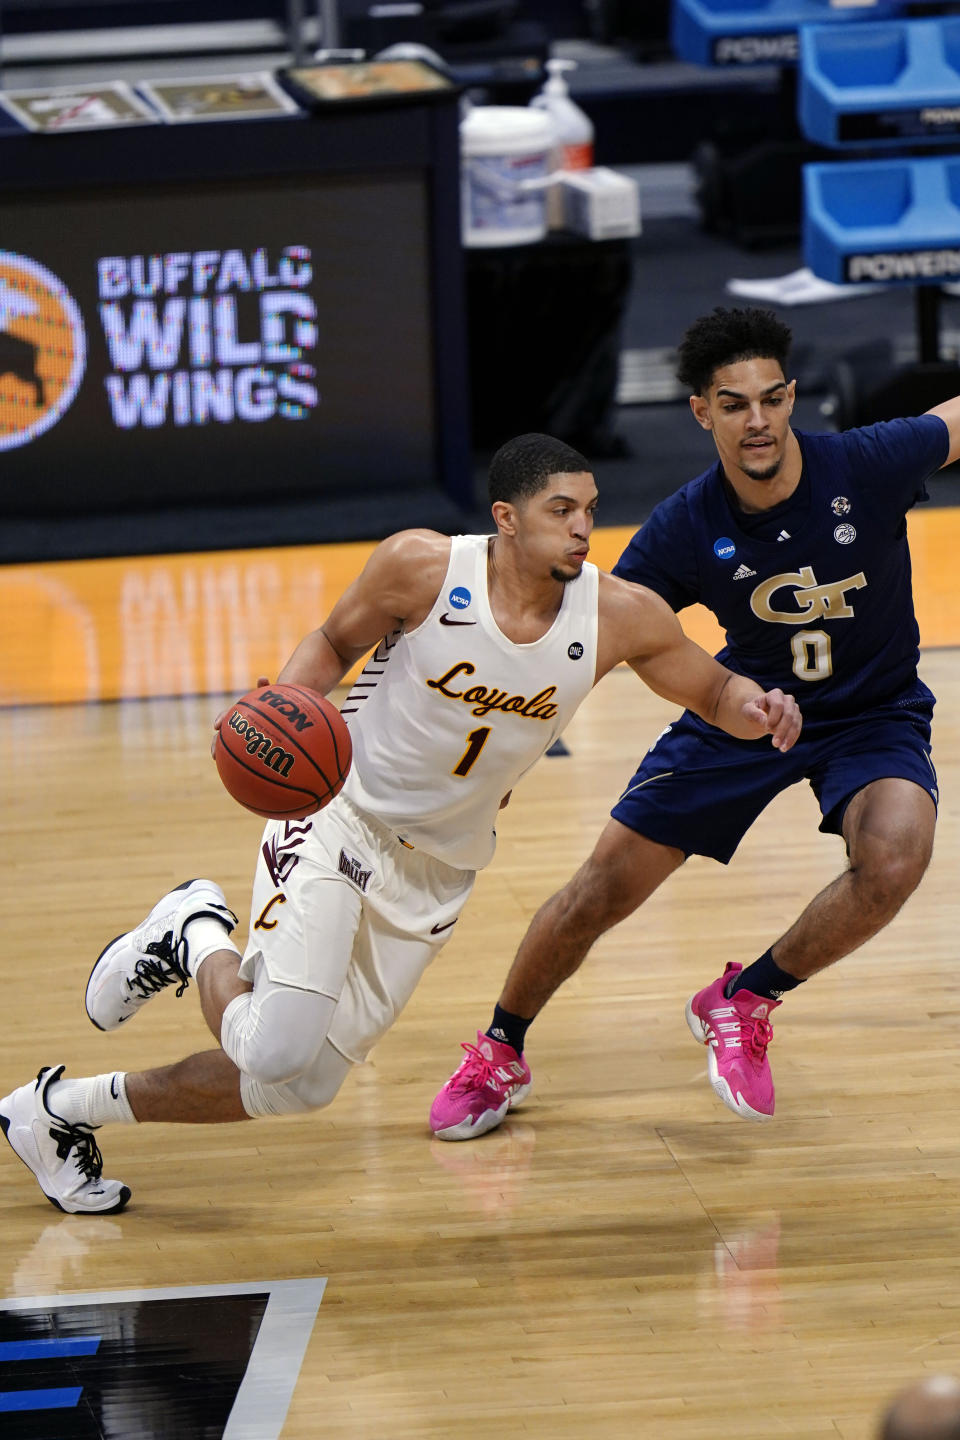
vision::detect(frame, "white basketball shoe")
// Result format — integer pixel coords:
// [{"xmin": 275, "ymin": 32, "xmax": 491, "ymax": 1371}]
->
[
  {"xmin": 85, "ymin": 878, "xmax": 237, "ymax": 1032},
  {"xmin": 0, "ymin": 1065, "xmax": 131, "ymax": 1214}
]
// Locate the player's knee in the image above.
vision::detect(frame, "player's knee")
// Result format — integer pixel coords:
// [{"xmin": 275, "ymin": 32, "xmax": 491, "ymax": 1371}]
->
[
  {"xmin": 856, "ymin": 842, "xmax": 929, "ymax": 912},
  {"xmin": 240, "ymin": 1045, "xmax": 353, "ymax": 1117},
  {"xmin": 221, "ymin": 985, "xmax": 336, "ymax": 1086},
  {"xmin": 241, "ymin": 1074, "xmax": 314, "ymax": 1116},
  {"xmin": 287, "ymin": 1064, "xmax": 350, "ymax": 1111},
  {"xmin": 565, "ymin": 853, "xmax": 643, "ymax": 928},
  {"xmin": 241, "ymin": 1033, "xmax": 322, "ymax": 1087}
]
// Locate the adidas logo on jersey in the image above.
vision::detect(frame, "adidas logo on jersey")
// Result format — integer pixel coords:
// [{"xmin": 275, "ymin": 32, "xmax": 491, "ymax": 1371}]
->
[{"xmin": 732, "ymin": 563, "xmax": 756, "ymax": 580}]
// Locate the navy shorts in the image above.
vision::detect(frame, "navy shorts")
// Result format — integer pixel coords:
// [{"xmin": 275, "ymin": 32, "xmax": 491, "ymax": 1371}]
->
[{"xmin": 611, "ymin": 686, "xmax": 938, "ymax": 865}]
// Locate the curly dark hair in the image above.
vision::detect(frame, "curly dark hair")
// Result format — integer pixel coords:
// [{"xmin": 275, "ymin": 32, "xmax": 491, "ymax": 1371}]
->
[
  {"xmin": 488, "ymin": 433, "xmax": 591, "ymax": 505},
  {"xmin": 676, "ymin": 306, "xmax": 792, "ymax": 395}
]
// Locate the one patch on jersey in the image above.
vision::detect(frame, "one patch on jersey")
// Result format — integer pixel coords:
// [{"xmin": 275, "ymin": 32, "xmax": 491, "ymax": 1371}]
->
[
  {"xmin": 831, "ymin": 495, "xmax": 851, "ymax": 516},
  {"xmin": 713, "ymin": 537, "xmax": 736, "ymax": 560},
  {"xmin": 834, "ymin": 523, "xmax": 856, "ymax": 545},
  {"xmin": 338, "ymin": 849, "xmax": 373, "ymax": 891},
  {"xmin": 732, "ymin": 563, "xmax": 756, "ymax": 580},
  {"xmin": 567, "ymin": 641, "xmax": 584, "ymax": 660},
  {"xmin": 448, "ymin": 586, "xmax": 471, "ymax": 610}
]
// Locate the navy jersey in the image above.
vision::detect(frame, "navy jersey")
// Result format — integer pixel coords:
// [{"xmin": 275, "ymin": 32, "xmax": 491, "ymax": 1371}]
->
[{"xmin": 613, "ymin": 417, "xmax": 949, "ymax": 718}]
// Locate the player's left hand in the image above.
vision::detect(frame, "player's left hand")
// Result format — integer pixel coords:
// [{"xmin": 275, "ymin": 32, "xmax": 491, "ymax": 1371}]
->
[
  {"xmin": 741, "ymin": 688, "xmax": 801, "ymax": 752},
  {"xmin": 211, "ymin": 676, "xmax": 270, "ymax": 759}
]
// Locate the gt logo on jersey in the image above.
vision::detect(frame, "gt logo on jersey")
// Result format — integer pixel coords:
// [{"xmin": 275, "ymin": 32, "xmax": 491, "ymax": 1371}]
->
[
  {"xmin": 750, "ymin": 565, "xmax": 867, "ymax": 625},
  {"xmin": 0, "ymin": 251, "xmax": 86, "ymax": 451}
]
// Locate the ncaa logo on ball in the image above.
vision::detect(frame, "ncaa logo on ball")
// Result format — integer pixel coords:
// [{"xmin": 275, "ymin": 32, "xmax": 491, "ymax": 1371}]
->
[
  {"xmin": 0, "ymin": 251, "xmax": 86, "ymax": 451},
  {"xmin": 448, "ymin": 586, "xmax": 471, "ymax": 610},
  {"xmin": 713, "ymin": 537, "xmax": 736, "ymax": 560}
]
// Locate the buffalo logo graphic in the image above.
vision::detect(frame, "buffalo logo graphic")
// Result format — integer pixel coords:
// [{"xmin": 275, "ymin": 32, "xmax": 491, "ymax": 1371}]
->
[{"xmin": 0, "ymin": 251, "xmax": 86, "ymax": 451}]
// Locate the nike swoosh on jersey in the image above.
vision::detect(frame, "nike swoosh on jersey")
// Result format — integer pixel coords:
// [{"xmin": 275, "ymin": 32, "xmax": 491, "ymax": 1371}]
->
[
  {"xmin": 439, "ymin": 614, "xmax": 477, "ymax": 626},
  {"xmin": 430, "ymin": 919, "xmax": 458, "ymax": 934}
]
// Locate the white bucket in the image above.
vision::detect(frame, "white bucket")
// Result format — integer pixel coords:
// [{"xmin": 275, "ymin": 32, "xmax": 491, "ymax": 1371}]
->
[{"xmin": 460, "ymin": 106, "xmax": 556, "ymax": 247}]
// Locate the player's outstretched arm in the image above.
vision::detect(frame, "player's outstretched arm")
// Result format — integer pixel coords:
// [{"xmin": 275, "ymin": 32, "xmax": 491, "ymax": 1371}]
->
[
  {"xmin": 596, "ymin": 573, "xmax": 802, "ymax": 751},
  {"xmin": 277, "ymin": 530, "xmax": 452, "ymax": 695},
  {"xmin": 926, "ymin": 395, "xmax": 960, "ymax": 467}
]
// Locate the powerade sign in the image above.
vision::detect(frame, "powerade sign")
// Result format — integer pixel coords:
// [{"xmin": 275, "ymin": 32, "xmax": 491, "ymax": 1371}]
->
[
  {"xmin": 711, "ymin": 32, "xmax": 798, "ymax": 65},
  {"xmin": 844, "ymin": 248, "xmax": 960, "ymax": 282},
  {"xmin": 839, "ymin": 106, "xmax": 960, "ymax": 144}
]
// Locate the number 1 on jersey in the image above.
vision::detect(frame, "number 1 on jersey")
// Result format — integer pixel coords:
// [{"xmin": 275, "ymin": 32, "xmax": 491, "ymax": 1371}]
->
[{"xmin": 454, "ymin": 726, "xmax": 491, "ymax": 777}]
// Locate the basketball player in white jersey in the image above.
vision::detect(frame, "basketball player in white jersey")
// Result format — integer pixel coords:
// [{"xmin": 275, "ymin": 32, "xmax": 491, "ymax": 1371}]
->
[{"xmin": 0, "ymin": 434, "xmax": 800, "ymax": 1214}]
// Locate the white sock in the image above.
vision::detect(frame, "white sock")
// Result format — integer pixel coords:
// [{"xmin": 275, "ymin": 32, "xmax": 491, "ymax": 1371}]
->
[
  {"xmin": 49, "ymin": 1073, "xmax": 137, "ymax": 1127},
  {"xmin": 182, "ymin": 915, "xmax": 241, "ymax": 975}
]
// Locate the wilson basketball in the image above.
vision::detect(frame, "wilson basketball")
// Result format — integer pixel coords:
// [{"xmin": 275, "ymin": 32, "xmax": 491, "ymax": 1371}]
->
[{"xmin": 215, "ymin": 683, "xmax": 352, "ymax": 820}]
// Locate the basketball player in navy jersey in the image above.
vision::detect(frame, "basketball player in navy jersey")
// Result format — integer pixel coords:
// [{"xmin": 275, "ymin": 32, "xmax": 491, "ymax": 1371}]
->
[
  {"xmin": 431, "ymin": 306, "xmax": 960, "ymax": 1137},
  {"xmin": 0, "ymin": 433, "xmax": 799, "ymax": 1214}
]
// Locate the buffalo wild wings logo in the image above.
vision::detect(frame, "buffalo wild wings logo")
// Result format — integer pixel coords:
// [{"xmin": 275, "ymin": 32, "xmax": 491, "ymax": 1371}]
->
[
  {"xmin": 0, "ymin": 252, "xmax": 86, "ymax": 451},
  {"xmin": 97, "ymin": 245, "xmax": 318, "ymax": 429}
]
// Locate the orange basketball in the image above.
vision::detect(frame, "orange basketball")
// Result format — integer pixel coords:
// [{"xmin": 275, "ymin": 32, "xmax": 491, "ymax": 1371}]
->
[{"xmin": 215, "ymin": 683, "xmax": 352, "ymax": 820}]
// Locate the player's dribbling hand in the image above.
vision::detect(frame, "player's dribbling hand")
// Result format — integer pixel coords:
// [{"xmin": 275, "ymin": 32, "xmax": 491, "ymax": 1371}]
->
[
  {"xmin": 743, "ymin": 688, "xmax": 801, "ymax": 752},
  {"xmin": 211, "ymin": 676, "xmax": 270, "ymax": 759}
]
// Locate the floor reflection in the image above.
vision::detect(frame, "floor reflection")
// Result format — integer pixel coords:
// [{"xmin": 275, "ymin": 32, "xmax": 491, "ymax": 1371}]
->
[
  {"xmin": 430, "ymin": 1120, "xmax": 537, "ymax": 1217},
  {"xmin": 698, "ymin": 1214, "xmax": 783, "ymax": 1331}
]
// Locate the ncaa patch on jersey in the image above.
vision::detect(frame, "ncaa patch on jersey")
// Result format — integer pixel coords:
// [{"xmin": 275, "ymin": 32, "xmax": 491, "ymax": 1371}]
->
[
  {"xmin": 713, "ymin": 537, "xmax": 736, "ymax": 560},
  {"xmin": 448, "ymin": 586, "xmax": 471, "ymax": 610},
  {"xmin": 0, "ymin": 252, "xmax": 86, "ymax": 451}
]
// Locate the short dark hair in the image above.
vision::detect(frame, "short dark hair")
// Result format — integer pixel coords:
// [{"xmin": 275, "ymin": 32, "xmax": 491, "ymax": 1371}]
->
[
  {"xmin": 488, "ymin": 433, "xmax": 591, "ymax": 506},
  {"xmin": 676, "ymin": 306, "xmax": 792, "ymax": 395}
]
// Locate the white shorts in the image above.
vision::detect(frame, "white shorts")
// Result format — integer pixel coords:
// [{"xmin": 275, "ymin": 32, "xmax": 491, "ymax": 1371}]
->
[{"xmin": 238, "ymin": 793, "xmax": 475, "ymax": 1064}]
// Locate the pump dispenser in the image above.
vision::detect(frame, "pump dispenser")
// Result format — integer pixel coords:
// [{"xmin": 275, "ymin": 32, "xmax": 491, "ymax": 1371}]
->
[{"xmin": 530, "ymin": 59, "xmax": 594, "ymax": 228}]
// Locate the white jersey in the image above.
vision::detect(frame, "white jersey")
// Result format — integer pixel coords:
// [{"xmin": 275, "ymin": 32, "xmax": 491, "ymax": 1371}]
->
[{"xmin": 338, "ymin": 533, "xmax": 599, "ymax": 870}]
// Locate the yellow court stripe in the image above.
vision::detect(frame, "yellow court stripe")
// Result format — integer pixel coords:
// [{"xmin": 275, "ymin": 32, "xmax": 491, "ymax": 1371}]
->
[{"xmin": 1, "ymin": 509, "xmax": 957, "ymax": 707}]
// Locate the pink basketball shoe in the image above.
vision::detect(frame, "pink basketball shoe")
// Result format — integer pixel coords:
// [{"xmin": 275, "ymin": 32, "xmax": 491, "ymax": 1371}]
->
[
  {"xmin": 430, "ymin": 1032, "xmax": 532, "ymax": 1141},
  {"xmin": 686, "ymin": 962, "xmax": 779, "ymax": 1121}
]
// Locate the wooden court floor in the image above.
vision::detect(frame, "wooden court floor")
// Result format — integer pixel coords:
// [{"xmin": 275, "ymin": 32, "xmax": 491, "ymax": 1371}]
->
[{"xmin": 3, "ymin": 518, "xmax": 960, "ymax": 1437}]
